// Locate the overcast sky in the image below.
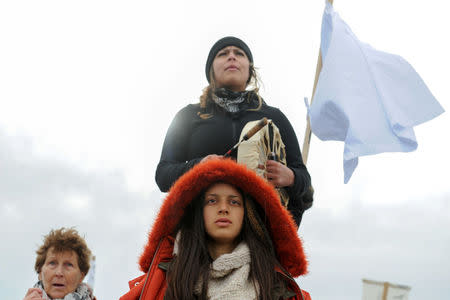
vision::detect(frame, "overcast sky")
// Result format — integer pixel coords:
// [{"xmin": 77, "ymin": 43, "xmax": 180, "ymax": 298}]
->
[{"xmin": 0, "ymin": 1, "xmax": 449, "ymax": 299}]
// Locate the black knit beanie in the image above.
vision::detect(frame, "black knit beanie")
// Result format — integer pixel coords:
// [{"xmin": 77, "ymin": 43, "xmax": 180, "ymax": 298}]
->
[{"xmin": 205, "ymin": 36, "xmax": 253, "ymax": 83}]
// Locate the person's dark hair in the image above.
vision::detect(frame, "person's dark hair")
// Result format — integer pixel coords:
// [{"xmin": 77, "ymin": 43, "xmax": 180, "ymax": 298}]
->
[
  {"xmin": 165, "ymin": 194, "xmax": 211, "ymax": 300},
  {"xmin": 165, "ymin": 187, "xmax": 282, "ymax": 300},
  {"xmin": 242, "ymin": 194, "xmax": 282, "ymax": 300},
  {"xmin": 34, "ymin": 227, "xmax": 92, "ymax": 275}
]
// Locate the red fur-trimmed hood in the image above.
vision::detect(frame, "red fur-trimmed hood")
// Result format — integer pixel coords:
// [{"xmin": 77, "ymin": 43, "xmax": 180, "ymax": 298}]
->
[{"xmin": 139, "ymin": 159, "xmax": 308, "ymax": 277}]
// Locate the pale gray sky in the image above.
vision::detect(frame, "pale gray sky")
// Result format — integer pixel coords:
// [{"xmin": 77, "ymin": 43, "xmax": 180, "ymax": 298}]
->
[{"xmin": 0, "ymin": 0, "xmax": 449, "ymax": 299}]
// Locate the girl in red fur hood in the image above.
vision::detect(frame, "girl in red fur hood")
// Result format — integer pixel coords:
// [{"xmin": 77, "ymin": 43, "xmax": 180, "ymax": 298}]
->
[{"xmin": 120, "ymin": 159, "xmax": 311, "ymax": 300}]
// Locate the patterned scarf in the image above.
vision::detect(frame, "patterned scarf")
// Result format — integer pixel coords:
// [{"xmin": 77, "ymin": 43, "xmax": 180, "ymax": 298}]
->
[
  {"xmin": 33, "ymin": 281, "xmax": 95, "ymax": 300},
  {"xmin": 212, "ymin": 88, "xmax": 249, "ymax": 113}
]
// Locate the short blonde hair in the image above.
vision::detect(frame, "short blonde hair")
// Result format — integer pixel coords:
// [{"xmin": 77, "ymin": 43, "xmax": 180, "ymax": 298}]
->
[{"xmin": 34, "ymin": 227, "xmax": 92, "ymax": 275}]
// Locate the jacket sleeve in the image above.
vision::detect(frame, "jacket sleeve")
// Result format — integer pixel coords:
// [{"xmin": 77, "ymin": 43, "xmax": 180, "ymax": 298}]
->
[
  {"xmin": 273, "ymin": 108, "xmax": 313, "ymax": 226},
  {"xmin": 155, "ymin": 106, "xmax": 203, "ymax": 192}
]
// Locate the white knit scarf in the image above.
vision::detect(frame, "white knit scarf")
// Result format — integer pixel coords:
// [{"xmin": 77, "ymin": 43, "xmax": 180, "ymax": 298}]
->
[
  {"xmin": 194, "ymin": 242, "xmax": 258, "ymax": 300},
  {"xmin": 33, "ymin": 281, "xmax": 95, "ymax": 300}
]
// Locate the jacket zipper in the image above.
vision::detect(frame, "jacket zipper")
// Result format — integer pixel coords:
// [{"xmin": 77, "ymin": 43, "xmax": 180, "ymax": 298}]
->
[
  {"xmin": 232, "ymin": 118, "xmax": 238, "ymax": 144},
  {"xmin": 277, "ymin": 270, "xmax": 305, "ymax": 300},
  {"xmin": 139, "ymin": 239, "xmax": 163, "ymax": 300}
]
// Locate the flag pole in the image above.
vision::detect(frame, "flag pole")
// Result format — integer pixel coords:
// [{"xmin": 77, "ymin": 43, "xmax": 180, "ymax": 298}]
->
[
  {"xmin": 382, "ymin": 282, "xmax": 389, "ymax": 300},
  {"xmin": 302, "ymin": 0, "xmax": 333, "ymax": 164}
]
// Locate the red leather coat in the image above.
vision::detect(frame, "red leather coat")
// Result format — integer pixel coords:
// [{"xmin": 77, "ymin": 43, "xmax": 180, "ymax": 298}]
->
[{"xmin": 121, "ymin": 159, "xmax": 311, "ymax": 300}]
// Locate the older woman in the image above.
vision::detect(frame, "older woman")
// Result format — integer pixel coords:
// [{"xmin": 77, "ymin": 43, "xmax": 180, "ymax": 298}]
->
[
  {"xmin": 23, "ymin": 228, "xmax": 95, "ymax": 300},
  {"xmin": 156, "ymin": 36, "xmax": 312, "ymax": 226}
]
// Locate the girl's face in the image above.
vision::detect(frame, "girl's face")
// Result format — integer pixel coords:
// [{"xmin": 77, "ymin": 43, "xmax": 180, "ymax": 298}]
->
[
  {"xmin": 212, "ymin": 46, "xmax": 250, "ymax": 92},
  {"xmin": 203, "ymin": 183, "xmax": 245, "ymax": 246}
]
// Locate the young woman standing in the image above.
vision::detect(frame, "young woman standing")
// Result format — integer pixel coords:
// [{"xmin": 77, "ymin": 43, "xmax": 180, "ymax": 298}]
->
[
  {"xmin": 122, "ymin": 159, "xmax": 311, "ymax": 300},
  {"xmin": 155, "ymin": 36, "xmax": 313, "ymax": 226}
]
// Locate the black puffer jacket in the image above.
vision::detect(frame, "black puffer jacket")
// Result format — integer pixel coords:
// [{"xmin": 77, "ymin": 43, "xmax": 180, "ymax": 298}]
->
[{"xmin": 155, "ymin": 95, "xmax": 312, "ymax": 226}]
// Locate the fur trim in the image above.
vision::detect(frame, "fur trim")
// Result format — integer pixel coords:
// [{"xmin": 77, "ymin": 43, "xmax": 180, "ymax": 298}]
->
[{"xmin": 139, "ymin": 159, "xmax": 308, "ymax": 277}]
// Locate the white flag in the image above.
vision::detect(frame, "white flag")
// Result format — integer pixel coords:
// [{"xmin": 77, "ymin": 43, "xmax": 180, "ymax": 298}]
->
[{"xmin": 308, "ymin": 1, "xmax": 444, "ymax": 183}]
